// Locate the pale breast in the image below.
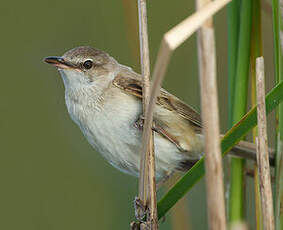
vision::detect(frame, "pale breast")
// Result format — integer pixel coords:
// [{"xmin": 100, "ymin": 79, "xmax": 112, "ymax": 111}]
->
[{"xmin": 65, "ymin": 86, "xmax": 145, "ymax": 176}]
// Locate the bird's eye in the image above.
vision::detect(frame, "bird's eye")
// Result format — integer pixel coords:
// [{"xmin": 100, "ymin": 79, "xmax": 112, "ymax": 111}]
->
[{"xmin": 83, "ymin": 60, "xmax": 93, "ymax": 69}]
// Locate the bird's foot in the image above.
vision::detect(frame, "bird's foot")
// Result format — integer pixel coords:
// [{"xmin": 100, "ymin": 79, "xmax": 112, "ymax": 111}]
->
[
  {"xmin": 130, "ymin": 221, "xmax": 151, "ymax": 230},
  {"xmin": 134, "ymin": 196, "xmax": 148, "ymax": 222},
  {"xmin": 134, "ymin": 115, "xmax": 145, "ymax": 130}
]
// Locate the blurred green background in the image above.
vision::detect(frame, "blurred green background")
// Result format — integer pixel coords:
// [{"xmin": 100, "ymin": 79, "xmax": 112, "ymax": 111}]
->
[{"xmin": 0, "ymin": 0, "xmax": 275, "ymax": 229}]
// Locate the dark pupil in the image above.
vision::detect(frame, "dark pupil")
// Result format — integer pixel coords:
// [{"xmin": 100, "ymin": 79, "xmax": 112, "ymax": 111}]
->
[{"xmin": 83, "ymin": 60, "xmax": 93, "ymax": 69}]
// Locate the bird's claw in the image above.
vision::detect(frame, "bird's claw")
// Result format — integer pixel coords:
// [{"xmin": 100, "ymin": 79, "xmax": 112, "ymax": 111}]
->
[
  {"xmin": 134, "ymin": 115, "xmax": 145, "ymax": 130},
  {"xmin": 134, "ymin": 196, "xmax": 148, "ymax": 222},
  {"xmin": 130, "ymin": 221, "xmax": 150, "ymax": 230}
]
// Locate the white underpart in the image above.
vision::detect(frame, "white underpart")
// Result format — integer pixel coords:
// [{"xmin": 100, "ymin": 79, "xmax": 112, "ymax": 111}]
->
[{"xmin": 58, "ymin": 68, "xmax": 194, "ymax": 180}]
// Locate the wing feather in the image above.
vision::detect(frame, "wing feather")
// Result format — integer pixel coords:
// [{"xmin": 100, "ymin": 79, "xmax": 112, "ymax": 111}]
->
[{"xmin": 112, "ymin": 71, "xmax": 202, "ymax": 129}]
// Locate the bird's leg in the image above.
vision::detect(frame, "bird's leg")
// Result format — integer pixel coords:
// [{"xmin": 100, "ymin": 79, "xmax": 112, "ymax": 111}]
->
[
  {"xmin": 132, "ymin": 200, "xmax": 155, "ymax": 230},
  {"xmin": 134, "ymin": 196, "xmax": 148, "ymax": 222},
  {"xmin": 134, "ymin": 115, "xmax": 145, "ymax": 131},
  {"xmin": 130, "ymin": 221, "xmax": 150, "ymax": 230}
]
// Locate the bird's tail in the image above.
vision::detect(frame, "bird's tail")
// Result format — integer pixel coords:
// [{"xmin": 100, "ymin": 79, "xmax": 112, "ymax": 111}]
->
[{"xmin": 178, "ymin": 139, "xmax": 275, "ymax": 172}]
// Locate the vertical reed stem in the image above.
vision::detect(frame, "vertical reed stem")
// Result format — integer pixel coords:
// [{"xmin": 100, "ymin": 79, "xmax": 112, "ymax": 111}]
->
[
  {"xmin": 197, "ymin": 0, "xmax": 226, "ymax": 229},
  {"xmin": 227, "ymin": 0, "xmax": 240, "ymax": 127},
  {"xmin": 255, "ymin": 57, "xmax": 275, "ymax": 230},
  {"xmin": 229, "ymin": 0, "xmax": 253, "ymax": 223},
  {"xmin": 137, "ymin": 0, "xmax": 158, "ymax": 229}
]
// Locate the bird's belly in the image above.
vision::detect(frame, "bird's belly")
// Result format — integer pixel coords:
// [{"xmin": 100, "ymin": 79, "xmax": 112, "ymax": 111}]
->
[
  {"xmin": 84, "ymin": 114, "xmax": 142, "ymax": 177},
  {"xmin": 83, "ymin": 117, "xmax": 184, "ymax": 180},
  {"xmin": 67, "ymin": 95, "xmax": 186, "ymax": 180}
]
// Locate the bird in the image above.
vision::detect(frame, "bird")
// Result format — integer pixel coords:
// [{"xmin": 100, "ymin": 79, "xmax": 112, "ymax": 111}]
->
[{"xmin": 44, "ymin": 46, "xmax": 249, "ymax": 182}]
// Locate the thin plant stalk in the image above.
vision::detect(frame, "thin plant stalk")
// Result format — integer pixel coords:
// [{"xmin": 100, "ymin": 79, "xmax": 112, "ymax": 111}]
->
[
  {"xmin": 137, "ymin": 0, "xmax": 158, "ymax": 229},
  {"xmin": 255, "ymin": 57, "xmax": 274, "ymax": 230},
  {"xmin": 229, "ymin": 0, "xmax": 253, "ymax": 223},
  {"xmin": 227, "ymin": 0, "xmax": 240, "ymax": 127},
  {"xmin": 197, "ymin": 0, "xmax": 226, "ymax": 229}
]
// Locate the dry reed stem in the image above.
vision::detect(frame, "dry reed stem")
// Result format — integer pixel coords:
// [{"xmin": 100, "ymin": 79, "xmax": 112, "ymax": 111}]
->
[
  {"xmin": 138, "ymin": 0, "xmax": 149, "ymax": 207},
  {"xmin": 196, "ymin": 0, "xmax": 226, "ymax": 229},
  {"xmin": 255, "ymin": 57, "xmax": 274, "ymax": 230},
  {"xmin": 137, "ymin": 0, "xmax": 158, "ymax": 229}
]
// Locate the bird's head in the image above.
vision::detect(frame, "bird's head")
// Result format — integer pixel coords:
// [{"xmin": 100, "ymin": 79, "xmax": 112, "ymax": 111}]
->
[{"xmin": 45, "ymin": 46, "xmax": 119, "ymax": 88}]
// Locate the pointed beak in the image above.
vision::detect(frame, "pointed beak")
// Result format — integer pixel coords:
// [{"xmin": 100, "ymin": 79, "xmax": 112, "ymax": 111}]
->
[{"xmin": 44, "ymin": 56, "xmax": 75, "ymax": 69}]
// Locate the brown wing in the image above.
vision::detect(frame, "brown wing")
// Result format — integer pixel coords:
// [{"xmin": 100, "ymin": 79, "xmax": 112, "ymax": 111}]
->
[
  {"xmin": 112, "ymin": 70, "xmax": 202, "ymax": 129},
  {"xmin": 156, "ymin": 91, "xmax": 202, "ymax": 129}
]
